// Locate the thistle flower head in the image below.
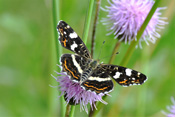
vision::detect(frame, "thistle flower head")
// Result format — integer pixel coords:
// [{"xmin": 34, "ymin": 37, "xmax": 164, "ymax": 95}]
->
[
  {"xmin": 53, "ymin": 66, "xmax": 107, "ymax": 113},
  {"xmin": 162, "ymin": 97, "xmax": 175, "ymax": 117},
  {"xmin": 102, "ymin": 0, "xmax": 168, "ymax": 48}
]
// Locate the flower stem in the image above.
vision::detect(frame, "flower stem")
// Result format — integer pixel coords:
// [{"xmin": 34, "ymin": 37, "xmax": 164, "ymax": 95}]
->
[
  {"xmin": 65, "ymin": 104, "xmax": 75, "ymax": 117},
  {"xmin": 91, "ymin": 0, "xmax": 101, "ymax": 58},
  {"xmin": 70, "ymin": 106, "xmax": 75, "ymax": 117},
  {"xmin": 52, "ymin": 0, "xmax": 61, "ymax": 60},
  {"xmin": 50, "ymin": 0, "xmax": 64, "ymax": 116},
  {"xmin": 108, "ymin": 41, "xmax": 121, "ymax": 64},
  {"xmin": 120, "ymin": 0, "xmax": 162, "ymax": 66},
  {"xmin": 82, "ymin": 0, "xmax": 95, "ymax": 44},
  {"xmin": 65, "ymin": 104, "xmax": 71, "ymax": 117}
]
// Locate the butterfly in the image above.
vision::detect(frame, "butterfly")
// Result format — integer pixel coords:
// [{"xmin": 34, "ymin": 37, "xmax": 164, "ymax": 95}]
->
[{"xmin": 57, "ymin": 20, "xmax": 147, "ymax": 95}]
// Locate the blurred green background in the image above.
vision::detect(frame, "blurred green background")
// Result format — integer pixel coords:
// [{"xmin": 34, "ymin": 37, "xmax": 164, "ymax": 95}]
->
[{"xmin": 0, "ymin": 0, "xmax": 175, "ymax": 117}]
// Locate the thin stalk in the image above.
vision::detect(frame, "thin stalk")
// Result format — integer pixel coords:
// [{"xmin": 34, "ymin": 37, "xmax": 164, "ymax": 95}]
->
[
  {"xmin": 120, "ymin": 0, "xmax": 162, "ymax": 66},
  {"xmin": 65, "ymin": 104, "xmax": 71, "ymax": 117},
  {"xmin": 52, "ymin": 0, "xmax": 60, "ymax": 61},
  {"xmin": 91, "ymin": 0, "xmax": 101, "ymax": 58},
  {"xmin": 91, "ymin": 0, "xmax": 162, "ymax": 116},
  {"xmin": 51, "ymin": 0, "xmax": 64, "ymax": 117},
  {"xmin": 108, "ymin": 41, "xmax": 121, "ymax": 64},
  {"xmin": 70, "ymin": 106, "xmax": 75, "ymax": 117},
  {"xmin": 82, "ymin": 0, "xmax": 95, "ymax": 44}
]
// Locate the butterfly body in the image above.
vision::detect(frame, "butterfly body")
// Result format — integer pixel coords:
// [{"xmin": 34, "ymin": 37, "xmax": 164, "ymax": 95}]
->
[{"xmin": 57, "ymin": 20, "xmax": 147, "ymax": 95}]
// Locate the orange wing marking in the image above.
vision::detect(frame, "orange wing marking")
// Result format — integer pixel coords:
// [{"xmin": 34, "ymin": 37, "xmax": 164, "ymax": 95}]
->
[
  {"xmin": 119, "ymin": 80, "xmax": 127, "ymax": 84},
  {"xmin": 84, "ymin": 83, "xmax": 108, "ymax": 91},
  {"xmin": 59, "ymin": 29, "xmax": 63, "ymax": 35},
  {"xmin": 134, "ymin": 79, "xmax": 140, "ymax": 83},
  {"xmin": 64, "ymin": 60, "xmax": 79, "ymax": 79},
  {"xmin": 62, "ymin": 39, "xmax": 67, "ymax": 47}
]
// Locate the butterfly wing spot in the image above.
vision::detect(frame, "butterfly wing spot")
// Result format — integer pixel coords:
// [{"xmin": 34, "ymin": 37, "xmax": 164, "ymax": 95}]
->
[
  {"xmin": 69, "ymin": 32, "xmax": 78, "ymax": 39},
  {"xmin": 132, "ymin": 78, "xmax": 135, "ymax": 80},
  {"xmin": 125, "ymin": 68, "xmax": 132, "ymax": 76},
  {"xmin": 137, "ymin": 72, "xmax": 141, "ymax": 77},
  {"xmin": 113, "ymin": 72, "xmax": 121, "ymax": 79},
  {"xmin": 67, "ymin": 25, "xmax": 70, "ymax": 28},
  {"xmin": 70, "ymin": 41, "xmax": 78, "ymax": 51}
]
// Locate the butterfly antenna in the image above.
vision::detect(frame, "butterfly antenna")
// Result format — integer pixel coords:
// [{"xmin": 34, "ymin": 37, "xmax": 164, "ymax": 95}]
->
[
  {"xmin": 97, "ymin": 41, "xmax": 105, "ymax": 60},
  {"xmin": 100, "ymin": 52, "xmax": 120, "ymax": 61}
]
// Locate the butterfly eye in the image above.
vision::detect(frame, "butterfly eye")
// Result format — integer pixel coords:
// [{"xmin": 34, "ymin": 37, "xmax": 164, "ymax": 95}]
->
[{"xmin": 90, "ymin": 61, "xmax": 98, "ymax": 68}]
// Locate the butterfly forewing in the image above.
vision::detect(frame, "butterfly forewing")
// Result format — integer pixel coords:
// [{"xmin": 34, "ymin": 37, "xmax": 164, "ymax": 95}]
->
[
  {"xmin": 57, "ymin": 21, "xmax": 91, "ymax": 59},
  {"xmin": 101, "ymin": 64, "xmax": 147, "ymax": 86}
]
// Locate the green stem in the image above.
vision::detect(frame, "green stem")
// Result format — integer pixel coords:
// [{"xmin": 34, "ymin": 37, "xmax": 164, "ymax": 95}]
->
[
  {"xmin": 82, "ymin": 0, "xmax": 95, "ymax": 44},
  {"xmin": 120, "ymin": 0, "xmax": 162, "ymax": 66},
  {"xmin": 65, "ymin": 104, "xmax": 71, "ymax": 117},
  {"xmin": 52, "ymin": 0, "xmax": 60, "ymax": 59},
  {"xmin": 65, "ymin": 104, "xmax": 75, "ymax": 117},
  {"xmin": 70, "ymin": 106, "xmax": 75, "ymax": 117},
  {"xmin": 91, "ymin": 0, "xmax": 101, "ymax": 58},
  {"xmin": 51, "ymin": 0, "xmax": 64, "ymax": 117}
]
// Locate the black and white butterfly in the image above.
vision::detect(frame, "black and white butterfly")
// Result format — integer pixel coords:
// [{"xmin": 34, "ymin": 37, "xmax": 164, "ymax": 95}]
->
[{"xmin": 57, "ymin": 20, "xmax": 147, "ymax": 95}]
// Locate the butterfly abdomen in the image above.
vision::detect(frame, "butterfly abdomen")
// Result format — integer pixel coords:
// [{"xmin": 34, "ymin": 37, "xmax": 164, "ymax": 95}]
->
[{"xmin": 80, "ymin": 67, "xmax": 93, "ymax": 83}]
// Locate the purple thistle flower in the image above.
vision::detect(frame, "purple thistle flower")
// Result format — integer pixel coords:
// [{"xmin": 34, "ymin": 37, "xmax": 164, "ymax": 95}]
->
[
  {"xmin": 101, "ymin": 0, "xmax": 168, "ymax": 48},
  {"xmin": 53, "ymin": 66, "xmax": 107, "ymax": 113},
  {"xmin": 162, "ymin": 97, "xmax": 175, "ymax": 117}
]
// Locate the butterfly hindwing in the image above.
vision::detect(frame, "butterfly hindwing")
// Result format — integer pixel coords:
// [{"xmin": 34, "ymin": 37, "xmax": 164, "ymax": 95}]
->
[
  {"xmin": 81, "ymin": 67, "xmax": 113, "ymax": 94},
  {"xmin": 101, "ymin": 64, "xmax": 147, "ymax": 86},
  {"xmin": 57, "ymin": 21, "xmax": 91, "ymax": 59},
  {"xmin": 60, "ymin": 54, "xmax": 89, "ymax": 82}
]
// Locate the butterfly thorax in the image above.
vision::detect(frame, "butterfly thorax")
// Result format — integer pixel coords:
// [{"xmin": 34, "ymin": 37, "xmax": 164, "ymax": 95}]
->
[
  {"xmin": 89, "ymin": 60, "xmax": 98, "ymax": 68},
  {"xmin": 80, "ymin": 60, "xmax": 99, "ymax": 84}
]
